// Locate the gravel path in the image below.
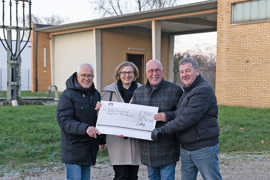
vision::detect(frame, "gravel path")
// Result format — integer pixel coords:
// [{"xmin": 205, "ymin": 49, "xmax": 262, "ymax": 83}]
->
[{"xmin": 2, "ymin": 153, "xmax": 270, "ymax": 180}]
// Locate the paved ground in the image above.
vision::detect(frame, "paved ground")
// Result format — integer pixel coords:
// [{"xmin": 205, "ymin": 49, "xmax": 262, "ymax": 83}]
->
[{"xmin": 2, "ymin": 153, "xmax": 270, "ymax": 180}]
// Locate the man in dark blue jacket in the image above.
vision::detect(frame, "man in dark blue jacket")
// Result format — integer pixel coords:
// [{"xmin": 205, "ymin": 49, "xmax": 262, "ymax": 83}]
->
[
  {"xmin": 152, "ymin": 57, "xmax": 222, "ymax": 180},
  {"xmin": 57, "ymin": 63, "xmax": 104, "ymax": 180}
]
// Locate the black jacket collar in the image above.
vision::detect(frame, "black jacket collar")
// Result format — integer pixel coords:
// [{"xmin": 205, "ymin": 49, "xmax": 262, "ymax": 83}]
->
[{"xmin": 183, "ymin": 75, "xmax": 202, "ymax": 92}]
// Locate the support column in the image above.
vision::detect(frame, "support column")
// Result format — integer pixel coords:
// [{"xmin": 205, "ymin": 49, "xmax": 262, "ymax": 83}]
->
[
  {"xmin": 152, "ymin": 20, "xmax": 161, "ymax": 60},
  {"xmin": 6, "ymin": 30, "xmax": 12, "ymax": 100},
  {"xmin": 93, "ymin": 29, "xmax": 102, "ymax": 91},
  {"xmin": 169, "ymin": 35, "xmax": 175, "ymax": 82},
  {"xmin": 7, "ymin": 30, "xmax": 21, "ymax": 104}
]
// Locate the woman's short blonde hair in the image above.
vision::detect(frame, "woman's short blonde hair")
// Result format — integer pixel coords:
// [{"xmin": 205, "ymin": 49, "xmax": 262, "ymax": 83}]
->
[{"xmin": 114, "ymin": 61, "xmax": 139, "ymax": 81}]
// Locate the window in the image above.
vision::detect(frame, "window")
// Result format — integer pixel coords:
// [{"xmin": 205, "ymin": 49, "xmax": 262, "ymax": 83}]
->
[
  {"xmin": 232, "ymin": 0, "xmax": 270, "ymax": 24},
  {"xmin": 43, "ymin": 48, "xmax": 47, "ymax": 69}
]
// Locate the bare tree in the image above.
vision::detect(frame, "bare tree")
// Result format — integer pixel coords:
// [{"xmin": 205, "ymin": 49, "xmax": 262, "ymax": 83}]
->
[
  {"xmin": 43, "ymin": 15, "xmax": 66, "ymax": 25},
  {"xmin": 31, "ymin": 14, "xmax": 43, "ymax": 24},
  {"xmin": 174, "ymin": 51, "xmax": 216, "ymax": 89},
  {"xmin": 28, "ymin": 14, "xmax": 66, "ymax": 25},
  {"xmin": 89, "ymin": 0, "xmax": 180, "ymax": 17}
]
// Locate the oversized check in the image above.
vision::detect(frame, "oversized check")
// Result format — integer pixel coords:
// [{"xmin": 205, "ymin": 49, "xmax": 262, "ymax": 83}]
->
[{"xmin": 96, "ymin": 101, "xmax": 158, "ymax": 140}]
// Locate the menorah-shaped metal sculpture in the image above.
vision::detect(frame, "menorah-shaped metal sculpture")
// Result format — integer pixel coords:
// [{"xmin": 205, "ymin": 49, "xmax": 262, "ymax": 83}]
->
[{"xmin": 0, "ymin": 0, "xmax": 32, "ymax": 105}]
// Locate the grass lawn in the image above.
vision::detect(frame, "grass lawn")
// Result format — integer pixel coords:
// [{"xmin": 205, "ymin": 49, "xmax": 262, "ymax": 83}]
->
[
  {"xmin": 219, "ymin": 106, "xmax": 270, "ymax": 152},
  {"xmin": 0, "ymin": 91, "xmax": 60, "ymax": 98},
  {"xmin": 0, "ymin": 105, "xmax": 60, "ymax": 171},
  {"xmin": 20, "ymin": 91, "xmax": 51, "ymax": 97},
  {"xmin": 0, "ymin": 104, "xmax": 269, "ymax": 174}
]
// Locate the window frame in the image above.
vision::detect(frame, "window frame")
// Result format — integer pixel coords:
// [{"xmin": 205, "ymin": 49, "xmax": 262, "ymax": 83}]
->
[{"xmin": 231, "ymin": 0, "xmax": 270, "ymax": 25}]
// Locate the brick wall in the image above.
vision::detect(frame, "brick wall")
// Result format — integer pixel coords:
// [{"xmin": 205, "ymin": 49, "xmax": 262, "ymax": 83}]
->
[{"xmin": 216, "ymin": 0, "xmax": 270, "ymax": 108}]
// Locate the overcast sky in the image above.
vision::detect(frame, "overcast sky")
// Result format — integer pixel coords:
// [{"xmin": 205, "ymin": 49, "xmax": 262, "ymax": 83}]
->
[
  {"xmin": 31, "ymin": 0, "xmax": 216, "ymax": 55},
  {"xmin": 31, "ymin": 0, "xmax": 206, "ymax": 22}
]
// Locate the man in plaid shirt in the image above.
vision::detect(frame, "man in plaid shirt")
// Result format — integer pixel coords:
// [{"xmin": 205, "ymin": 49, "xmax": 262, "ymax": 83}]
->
[{"xmin": 132, "ymin": 59, "xmax": 183, "ymax": 180}]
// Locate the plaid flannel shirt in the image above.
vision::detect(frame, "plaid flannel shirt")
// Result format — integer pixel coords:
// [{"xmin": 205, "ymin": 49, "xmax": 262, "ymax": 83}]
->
[{"xmin": 132, "ymin": 79, "xmax": 183, "ymax": 167}]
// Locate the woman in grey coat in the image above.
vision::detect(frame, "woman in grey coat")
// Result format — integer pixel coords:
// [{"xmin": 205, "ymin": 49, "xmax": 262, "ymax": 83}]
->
[{"xmin": 102, "ymin": 61, "xmax": 141, "ymax": 180}]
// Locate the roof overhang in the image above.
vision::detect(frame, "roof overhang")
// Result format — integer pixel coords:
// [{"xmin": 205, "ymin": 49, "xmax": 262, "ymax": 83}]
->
[{"xmin": 36, "ymin": 0, "xmax": 217, "ymax": 35}]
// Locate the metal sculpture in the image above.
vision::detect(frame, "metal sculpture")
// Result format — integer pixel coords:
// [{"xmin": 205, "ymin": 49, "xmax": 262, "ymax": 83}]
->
[{"xmin": 0, "ymin": 0, "xmax": 32, "ymax": 105}]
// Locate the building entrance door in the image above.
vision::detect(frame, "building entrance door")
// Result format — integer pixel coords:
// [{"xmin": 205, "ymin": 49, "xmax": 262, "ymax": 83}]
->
[{"xmin": 127, "ymin": 53, "xmax": 144, "ymax": 83}]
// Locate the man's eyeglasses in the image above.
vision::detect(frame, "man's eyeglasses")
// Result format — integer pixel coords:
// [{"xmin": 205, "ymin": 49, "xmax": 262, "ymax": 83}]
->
[
  {"xmin": 147, "ymin": 69, "xmax": 161, "ymax": 73},
  {"xmin": 80, "ymin": 74, "xmax": 94, "ymax": 78},
  {"xmin": 119, "ymin": 71, "xmax": 134, "ymax": 75}
]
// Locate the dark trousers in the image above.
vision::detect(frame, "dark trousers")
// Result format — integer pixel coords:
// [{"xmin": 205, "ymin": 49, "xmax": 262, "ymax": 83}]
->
[{"xmin": 113, "ymin": 165, "xmax": 139, "ymax": 180}]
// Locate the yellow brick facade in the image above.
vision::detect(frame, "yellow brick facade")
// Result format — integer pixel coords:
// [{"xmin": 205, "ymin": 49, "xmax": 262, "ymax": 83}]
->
[{"xmin": 216, "ymin": 0, "xmax": 270, "ymax": 108}]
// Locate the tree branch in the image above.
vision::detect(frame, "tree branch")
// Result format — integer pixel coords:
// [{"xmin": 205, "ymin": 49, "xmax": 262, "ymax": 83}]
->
[{"xmin": 116, "ymin": 0, "xmax": 123, "ymax": 15}]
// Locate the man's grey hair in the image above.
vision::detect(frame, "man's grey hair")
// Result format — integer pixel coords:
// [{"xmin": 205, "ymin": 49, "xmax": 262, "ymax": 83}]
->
[
  {"xmin": 76, "ymin": 63, "xmax": 94, "ymax": 74},
  {"xmin": 178, "ymin": 57, "xmax": 199, "ymax": 69},
  {"xmin": 146, "ymin": 59, "xmax": 163, "ymax": 70}
]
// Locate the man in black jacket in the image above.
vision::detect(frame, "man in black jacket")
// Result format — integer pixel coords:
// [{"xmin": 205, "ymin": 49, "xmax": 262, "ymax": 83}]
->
[
  {"xmin": 152, "ymin": 58, "xmax": 222, "ymax": 180},
  {"xmin": 57, "ymin": 63, "xmax": 104, "ymax": 180}
]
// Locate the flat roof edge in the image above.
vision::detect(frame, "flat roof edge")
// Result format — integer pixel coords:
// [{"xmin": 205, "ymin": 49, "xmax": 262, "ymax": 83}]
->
[{"xmin": 35, "ymin": 0, "xmax": 217, "ymax": 33}]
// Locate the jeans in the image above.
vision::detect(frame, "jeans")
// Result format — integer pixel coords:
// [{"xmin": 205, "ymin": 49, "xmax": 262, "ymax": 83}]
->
[
  {"xmin": 65, "ymin": 163, "xmax": 91, "ymax": 180},
  {"xmin": 147, "ymin": 162, "xmax": 176, "ymax": 180},
  {"xmin": 180, "ymin": 144, "xmax": 222, "ymax": 180},
  {"xmin": 113, "ymin": 165, "xmax": 139, "ymax": 180}
]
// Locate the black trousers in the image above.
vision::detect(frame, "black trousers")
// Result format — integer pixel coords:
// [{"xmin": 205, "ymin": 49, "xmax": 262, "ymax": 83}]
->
[{"xmin": 113, "ymin": 165, "xmax": 139, "ymax": 180}]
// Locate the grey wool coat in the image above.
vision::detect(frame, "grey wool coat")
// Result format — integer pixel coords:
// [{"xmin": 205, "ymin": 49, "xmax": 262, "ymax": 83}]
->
[
  {"xmin": 132, "ymin": 80, "xmax": 183, "ymax": 167},
  {"xmin": 102, "ymin": 82, "xmax": 141, "ymax": 165}
]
